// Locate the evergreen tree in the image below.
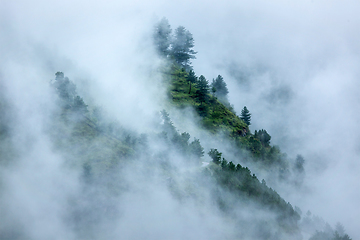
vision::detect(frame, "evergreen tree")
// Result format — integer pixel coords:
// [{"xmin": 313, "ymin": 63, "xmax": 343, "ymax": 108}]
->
[
  {"xmin": 228, "ymin": 161, "xmax": 236, "ymax": 171},
  {"xmin": 211, "ymin": 85, "xmax": 216, "ymax": 96},
  {"xmin": 153, "ymin": 18, "xmax": 172, "ymax": 57},
  {"xmin": 170, "ymin": 26, "xmax": 197, "ymax": 69},
  {"xmin": 172, "ymin": 131, "xmax": 190, "ymax": 150},
  {"xmin": 186, "ymin": 70, "xmax": 197, "ymax": 94},
  {"xmin": 211, "ymin": 75, "xmax": 229, "ymax": 103},
  {"xmin": 189, "ymin": 138, "xmax": 204, "ymax": 158},
  {"xmin": 195, "ymin": 75, "xmax": 209, "ymax": 104},
  {"xmin": 254, "ymin": 129, "xmax": 271, "ymax": 146},
  {"xmin": 160, "ymin": 109, "xmax": 177, "ymax": 138},
  {"xmin": 240, "ymin": 106, "xmax": 251, "ymax": 125},
  {"xmin": 208, "ymin": 148, "xmax": 222, "ymax": 164},
  {"xmin": 187, "ymin": 70, "xmax": 197, "ymax": 84}
]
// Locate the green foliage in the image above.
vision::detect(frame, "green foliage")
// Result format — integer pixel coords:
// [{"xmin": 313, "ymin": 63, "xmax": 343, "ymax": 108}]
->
[
  {"xmin": 195, "ymin": 75, "xmax": 210, "ymax": 104},
  {"xmin": 166, "ymin": 65, "xmax": 291, "ymax": 178},
  {"xmin": 188, "ymin": 138, "xmax": 204, "ymax": 158},
  {"xmin": 167, "ymin": 68, "xmax": 247, "ymax": 135},
  {"xmin": 153, "ymin": 19, "xmax": 196, "ymax": 69},
  {"xmin": 6, "ymin": 63, "xmax": 347, "ymax": 239},
  {"xmin": 240, "ymin": 106, "xmax": 251, "ymax": 125},
  {"xmin": 171, "ymin": 26, "xmax": 197, "ymax": 69},
  {"xmin": 186, "ymin": 70, "xmax": 197, "ymax": 94},
  {"xmin": 159, "ymin": 109, "xmax": 205, "ymax": 160},
  {"xmin": 160, "ymin": 109, "xmax": 177, "ymax": 137},
  {"xmin": 168, "ymin": 67, "xmax": 198, "ymax": 107},
  {"xmin": 248, "ymin": 135, "xmax": 262, "ymax": 157},
  {"xmin": 155, "ymin": 28, "xmax": 293, "ymax": 185},
  {"xmin": 187, "ymin": 70, "xmax": 197, "ymax": 84},
  {"xmin": 254, "ymin": 129, "xmax": 271, "ymax": 147},
  {"xmin": 228, "ymin": 161, "xmax": 236, "ymax": 171},
  {"xmin": 206, "ymin": 152, "xmax": 300, "ymax": 232},
  {"xmin": 49, "ymin": 72, "xmax": 138, "ymax": 177},
  {"xmin": 208, "ymin": 148, "xmax": 222, "ymax": 164},
  {"xmin": 211, "ymin": 75, "xmax": 229, "ymax": 104},
  {"xmin": 179, "ymin": 132, "xmax": 191, "ymax": 147},
  {"xmin": 158, "ymin": 21, "xmax": 293, "ymax": 182}
]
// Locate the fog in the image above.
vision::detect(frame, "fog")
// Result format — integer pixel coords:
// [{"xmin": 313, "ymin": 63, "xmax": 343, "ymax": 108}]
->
[
  {"xmin": 1, "ymin": 0, "xmax": 359, "ymax": 239},
  {"xmin": 161, "ymin": 1, "xmax": 360, "ymax": 238}
]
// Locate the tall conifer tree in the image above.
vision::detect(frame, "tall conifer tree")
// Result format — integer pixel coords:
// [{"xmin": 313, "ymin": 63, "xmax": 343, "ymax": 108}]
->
[
  {"xmin": 170, "ymin": 26, "xmax": 197, "ymax": 69},
  {"xmin": 240, "ymin": 106, "xmax": 251, "ymax": 125},
  {"xmin": 153, "ymin": 18, "xmax": 172, "ymax": 57}
]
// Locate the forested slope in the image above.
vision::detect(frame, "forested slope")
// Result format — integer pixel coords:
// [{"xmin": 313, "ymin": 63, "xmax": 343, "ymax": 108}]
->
[{"xmin": 0, "ymin": 17, "xmax": 352, "ymax": 240}]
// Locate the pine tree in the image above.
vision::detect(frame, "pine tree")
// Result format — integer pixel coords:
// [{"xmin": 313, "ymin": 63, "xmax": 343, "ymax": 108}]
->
[
  {"xmin": 186, "ymin": 70, "xmax": 197, "ymax": 94},
  {"xmin": 255, "ymin": 129, "xmax": 271, "ymax": 146},
  {"xmin": 187, "ymin": 70, "xmax": 197, "ymax": 84},
  {"xmin": 170, "ymin": 26, "xmax": 197, "ymax": 69},
  {"xmin": 240, "ymin": 106, "xmax": 251, "ymax": 125},
  {"xmin": 195, "ymin": 75, "xmax": 209, "ymax": 104},
  {"xmin": 211, "ymin": 75, "xmax": 229, "ymax": 103},
  {"xmin": 208, "ymin": 148, "xmax": 222, "ymax": 164},
  {"xmin": 160, "ymin": 109, "xmax": 177, "ymax": 138},
  {"xmin": 189, "ymin": 138, "xmax": 204, "ymax": 158},
  {"xmin": 153, "ymin": 18, "xmax": 172, "ymax": 57}
]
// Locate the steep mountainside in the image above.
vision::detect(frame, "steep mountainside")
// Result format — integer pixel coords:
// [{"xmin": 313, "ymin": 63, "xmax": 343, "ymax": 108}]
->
[{"xmin": 0, "ymin": 18, "xmax": 352, "ymax": 240}]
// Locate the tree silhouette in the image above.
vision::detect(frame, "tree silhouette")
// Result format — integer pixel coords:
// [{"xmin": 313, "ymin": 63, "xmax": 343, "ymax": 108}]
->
[
  {"xmin": 195, "ymin": 75, "xmax": 209, "ymax": 104},
  {"xmin": 255, "ymin": 129, "xmax": 271, "ymax": 146},
  {"xmin": 208, "ymin": 148, "xmax": 222, "ymax": 164},
  {"xmin": 189, "ymin": 138, "xmax": 204, "ymax": 158},
  {"xmin": 240, "ymin": 106, "xmax": 251, "ymax": 125},
  {"xmin": 186, "ymin": 70, "xmax": 197, "ymax": 94},
  {"xmin": 211, "ymin": 75, "xmax": 229, "ymax": 103},
  {"xmin": 153, "ymin": 18, "xmax": 172, "ymax": 57},
  {"xmin": 170, "ymin": 26, "xmax": 197, "ymax": 69}
]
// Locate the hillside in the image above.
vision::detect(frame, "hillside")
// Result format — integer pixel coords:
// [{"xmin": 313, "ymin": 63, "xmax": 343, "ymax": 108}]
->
[
  {"xmin": 152, "ymin": 18, "xmax": 352, "ymax": 240},
  {"xmin": 0, "ymin": 17, "xmax": 353, "ymax": 240},
  {"xmin": 0, "ymin": 71, "xmax": 350, "ymax": 240},
  {"xmin": 165, "ymin": 64, "xmax": 291, "ymax": 177},
  {"xmin": 48, "ymin": 70, "xmax": 302, "ymax": 239},
  {"xmin": 0, "ymin": 70, "xmax": 303, "ymax": 239}
]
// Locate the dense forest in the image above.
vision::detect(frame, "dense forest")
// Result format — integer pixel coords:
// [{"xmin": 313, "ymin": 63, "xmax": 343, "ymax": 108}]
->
[{"xmin": 0, "ymin": 18, "xmax": 353, "ymax": 240}]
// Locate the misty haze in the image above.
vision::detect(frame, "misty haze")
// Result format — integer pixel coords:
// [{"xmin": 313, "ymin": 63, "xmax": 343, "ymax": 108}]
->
[{"xmin": 0, "ymin": 1, "xmax": 359, "ymax": 240}]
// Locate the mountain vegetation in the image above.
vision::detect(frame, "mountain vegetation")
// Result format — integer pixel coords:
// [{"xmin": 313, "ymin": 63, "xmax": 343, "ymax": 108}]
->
[
  {"xmin": 152, "ymin": 18, "xmax": 352, "ymax": 240},
  {"xmin": 0, "ymin": 18, "xmax": 352, "ymax": 240}
]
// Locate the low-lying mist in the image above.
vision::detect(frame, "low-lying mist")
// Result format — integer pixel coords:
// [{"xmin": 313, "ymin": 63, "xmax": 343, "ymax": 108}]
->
[{"xmin": 1, "ymin": 0, "xmax": 359, "ymax": 239}]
